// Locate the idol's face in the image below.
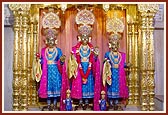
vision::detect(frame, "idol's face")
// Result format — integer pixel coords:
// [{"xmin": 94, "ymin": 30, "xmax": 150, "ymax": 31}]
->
[
  {"xmin": 67, "ymin": 93, "xmax": 70, "ymax": 98},
  {"xmin": 81, "ymin": 35, "xmax": 89, "ymax": 45},
  {"xmin": 110, "ymin": 41, "xmax": 119, "ymax": 52},
  {"xmin": 46, "ymin": 37, "xmax": 56, "ymax": 48},
  {"xmin": 102, "ymin": 94, "xmax": 105, "ymax": 99}
]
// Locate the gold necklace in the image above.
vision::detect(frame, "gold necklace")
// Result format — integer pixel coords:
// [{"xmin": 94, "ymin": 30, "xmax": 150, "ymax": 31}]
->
[
  {"xmin": 47, "ymin": 48, "xmax": 55, "ymax": 58},
  {"xmin": 109, "ymin": 51, "xmax": 122, "ymax": 68},
  {"xmin": 111, "ymin": 52, "xmax": 119, "ymax": 63},
  {"xmin": 79, "ymin": 44, "xmax": 91, "ymax": 62},
  {"xmin": 45, "ymin": 47, "xmax": 57, "ymax": 61},
  {"xmin": 80, "ymin": 44, "xmax": 89, "ymax": 54}
]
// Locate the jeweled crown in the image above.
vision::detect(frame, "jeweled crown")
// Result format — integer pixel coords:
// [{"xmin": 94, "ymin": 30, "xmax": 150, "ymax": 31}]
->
[
  {"xmin": 106, "ymin": 16, "xmax": 124, "ymax": 43},
  {"xmin": 76, "ymin": 8, "xmax": 95, "ymax": 36},
  {"xmin": 42, "ymin": 8, "xmax": 61, "ymax": 38}
]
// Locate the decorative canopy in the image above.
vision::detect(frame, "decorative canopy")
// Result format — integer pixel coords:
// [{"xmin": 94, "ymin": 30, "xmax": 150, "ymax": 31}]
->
[
  {"xmin": 42, "ymin": 9, "xmax": 61, "ymax": 38},
  {"xmin": 106, "ymin": 17, "xmax": 124, "ymax": 34},
  {"xmin": 75, "ymin": 8, "xmax": 95, "ymax": 36},
  {"xmin": 42, "ymin": 12, "xmax": 61, "ymax": 29},
  {"xmin": 75, "ymin": 8, "xmax": 95, "ymax": 25}
]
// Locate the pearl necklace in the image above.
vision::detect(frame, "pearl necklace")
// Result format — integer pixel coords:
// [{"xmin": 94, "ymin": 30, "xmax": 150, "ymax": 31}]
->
[
  {"xmin": 80, "ymin": 44, "xmax": 89, "ymax": 54},
  {"xmin": 79, "ymin": 44, "xmax": 91, "ymax": 62}
]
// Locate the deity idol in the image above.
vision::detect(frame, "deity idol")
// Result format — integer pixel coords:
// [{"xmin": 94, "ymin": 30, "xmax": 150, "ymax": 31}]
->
[
  {"xmin": 36, "ymin": 28, "xmax": 68, "ymax": 111},
  {"xmin": 102, "ymin": 33, "xmax": 129, "ymax": 110},
  {"xmin": 63, "ymin": 89, "xmax": 73, "ymax": 111},
  {"xmin": 99, "ymin": 91, "xmax": 107, "ymax": 111},
  {"xmin": 68, "ymin": 9, "xmax": 101, "ymax": 111},
  {"xmin": 34, "ymin": 9, "xmax": 70, "ymax": 111}
]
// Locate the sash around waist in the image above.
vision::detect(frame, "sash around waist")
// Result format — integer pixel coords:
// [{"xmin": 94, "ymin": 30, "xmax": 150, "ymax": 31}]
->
[{"xmin": 47, "ymin": 60, "xmax": 57, "ymax": 65}]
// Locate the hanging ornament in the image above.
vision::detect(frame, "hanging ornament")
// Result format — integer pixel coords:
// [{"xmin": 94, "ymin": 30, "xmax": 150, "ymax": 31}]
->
[
  {"xmin": 55, "ymin": 39, "xmax": 58, "ymax": 45},
  {"xmin": 89, "ymin": 36, "xmax": 92, "ymax": 43},
  {"xmin": 103, "ymin": 4, "xmax": 110, "ymax": 12},
  {"xmin": 61, "ymin": 4, "xmax": 67, "ymax": 14}
]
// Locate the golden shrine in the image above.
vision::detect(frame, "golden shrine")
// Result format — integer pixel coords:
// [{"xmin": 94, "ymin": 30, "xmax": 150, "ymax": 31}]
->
[{"xmin": 8, "ymin": 3, "xmax": 160, "ymax": 111}]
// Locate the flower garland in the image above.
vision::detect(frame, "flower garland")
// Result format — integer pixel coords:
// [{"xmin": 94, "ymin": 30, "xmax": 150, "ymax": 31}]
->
[{"xmin": 76, "ymin": 42, "xmax": 94, "ymax": 83}]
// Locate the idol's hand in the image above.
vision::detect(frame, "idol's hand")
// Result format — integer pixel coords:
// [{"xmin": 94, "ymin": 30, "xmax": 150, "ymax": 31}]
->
[
  {"xmin": 104, "ymin": 58, "xmax": 110, "ymax": 63},
  {"xmin": 60, "ymin": 55, "xmax": 66, "ymax": 62},
  {"xmin": 99, "ymin": 100, "xmax": 101, "ymax": 104},
  {"xmin": 94, "ymin": 46, "xmax": 99, "ymax": 57}
]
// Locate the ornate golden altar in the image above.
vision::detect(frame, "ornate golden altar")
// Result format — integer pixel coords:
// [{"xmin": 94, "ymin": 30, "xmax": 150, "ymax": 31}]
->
[{"xmin": 9, "ymin": 3, "xmax": 159, "ymax": 111}]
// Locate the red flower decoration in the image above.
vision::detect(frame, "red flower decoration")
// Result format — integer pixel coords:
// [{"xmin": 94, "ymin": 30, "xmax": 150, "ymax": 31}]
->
[
  {"xmin": 36, "ymin": 74, "xmax": 39, "ymax": 78},
  {"xmin": 36, "ymin": 53, "xmax": 40, "ymax": 58},
  {"xmin": 75, "ymin": 43, "xmax": 94, "ymax": 83},
  {"xmin": 107, "ymin": 76, "xmax": 111, "ymax": 80}
]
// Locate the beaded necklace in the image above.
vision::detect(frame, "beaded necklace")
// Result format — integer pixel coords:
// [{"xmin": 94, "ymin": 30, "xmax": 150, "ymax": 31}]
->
[
  {"xmin": 109, "ymin": 51, "xmax": 122, "ymax": 68},
  {"xmin": 79, "ymin": 44, "xmax": 91, "ymax": 62},
  {"xmin": 81, "ymin": 44, "xmax": 89, "ymax": 53},
  {"xmin": 45, "ymin": 47, "xmax": 58, "ymax": 61}
]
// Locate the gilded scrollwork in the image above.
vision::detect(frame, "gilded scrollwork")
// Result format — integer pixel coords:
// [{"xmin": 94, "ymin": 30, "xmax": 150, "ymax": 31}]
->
[
  {"xmin": 9, "ymin": 4, "xmax": 31, "ymax": 11},
  {"xmin": 138, "ymin": 4, "xmax": 159, "ymax": 13}
]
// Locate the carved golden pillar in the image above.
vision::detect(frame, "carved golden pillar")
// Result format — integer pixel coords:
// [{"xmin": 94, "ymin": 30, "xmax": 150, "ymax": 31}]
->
[
  {"xmin": 147, "ymin": 12, "xmax": 156, "ymax": 111},
  {"xmin": 9, "ymin": 4, "xmax": 31, "ymax": 111},
  {"xmin": 131, "ymin": 22, "xmax": 135, "ymax": 105},
  {"xmin": 126, "ymin": 5, "xmax": 140, "ymax": 105},
  {"xmin": 127, "ymin": 22, "xmax": 140, "ymax": 105},
  {"xmin": 10, "ymin": 9, "xmax": 20, "ymax": 111},
  {"xmin": 27, "ymin": 18, "xmax": 33, "ymax": 106},
  {"xmin": 26, "ymin": 5, "xmax": 40, "ymax": 106},
  {"xmin": 20, "ymin": 11, "xmax": 29, "ymax": 111},
  {"xmin": 127, "ymin": 22, "xmax": 134, "ymax": 105},
  {"xmin": 140, "ymin": 11, "xmax": 148, "ymax": 111},
  {"xmin": 138, "ymin": 4, "xmax": 159, "ymax": 111},
  {"xmin": 27, "ymin": 17, "xmax": 39, "ymax": 107},
  {"xmin": 133, "ymin": 22, "xmax": 140, "ymax": 105}
]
